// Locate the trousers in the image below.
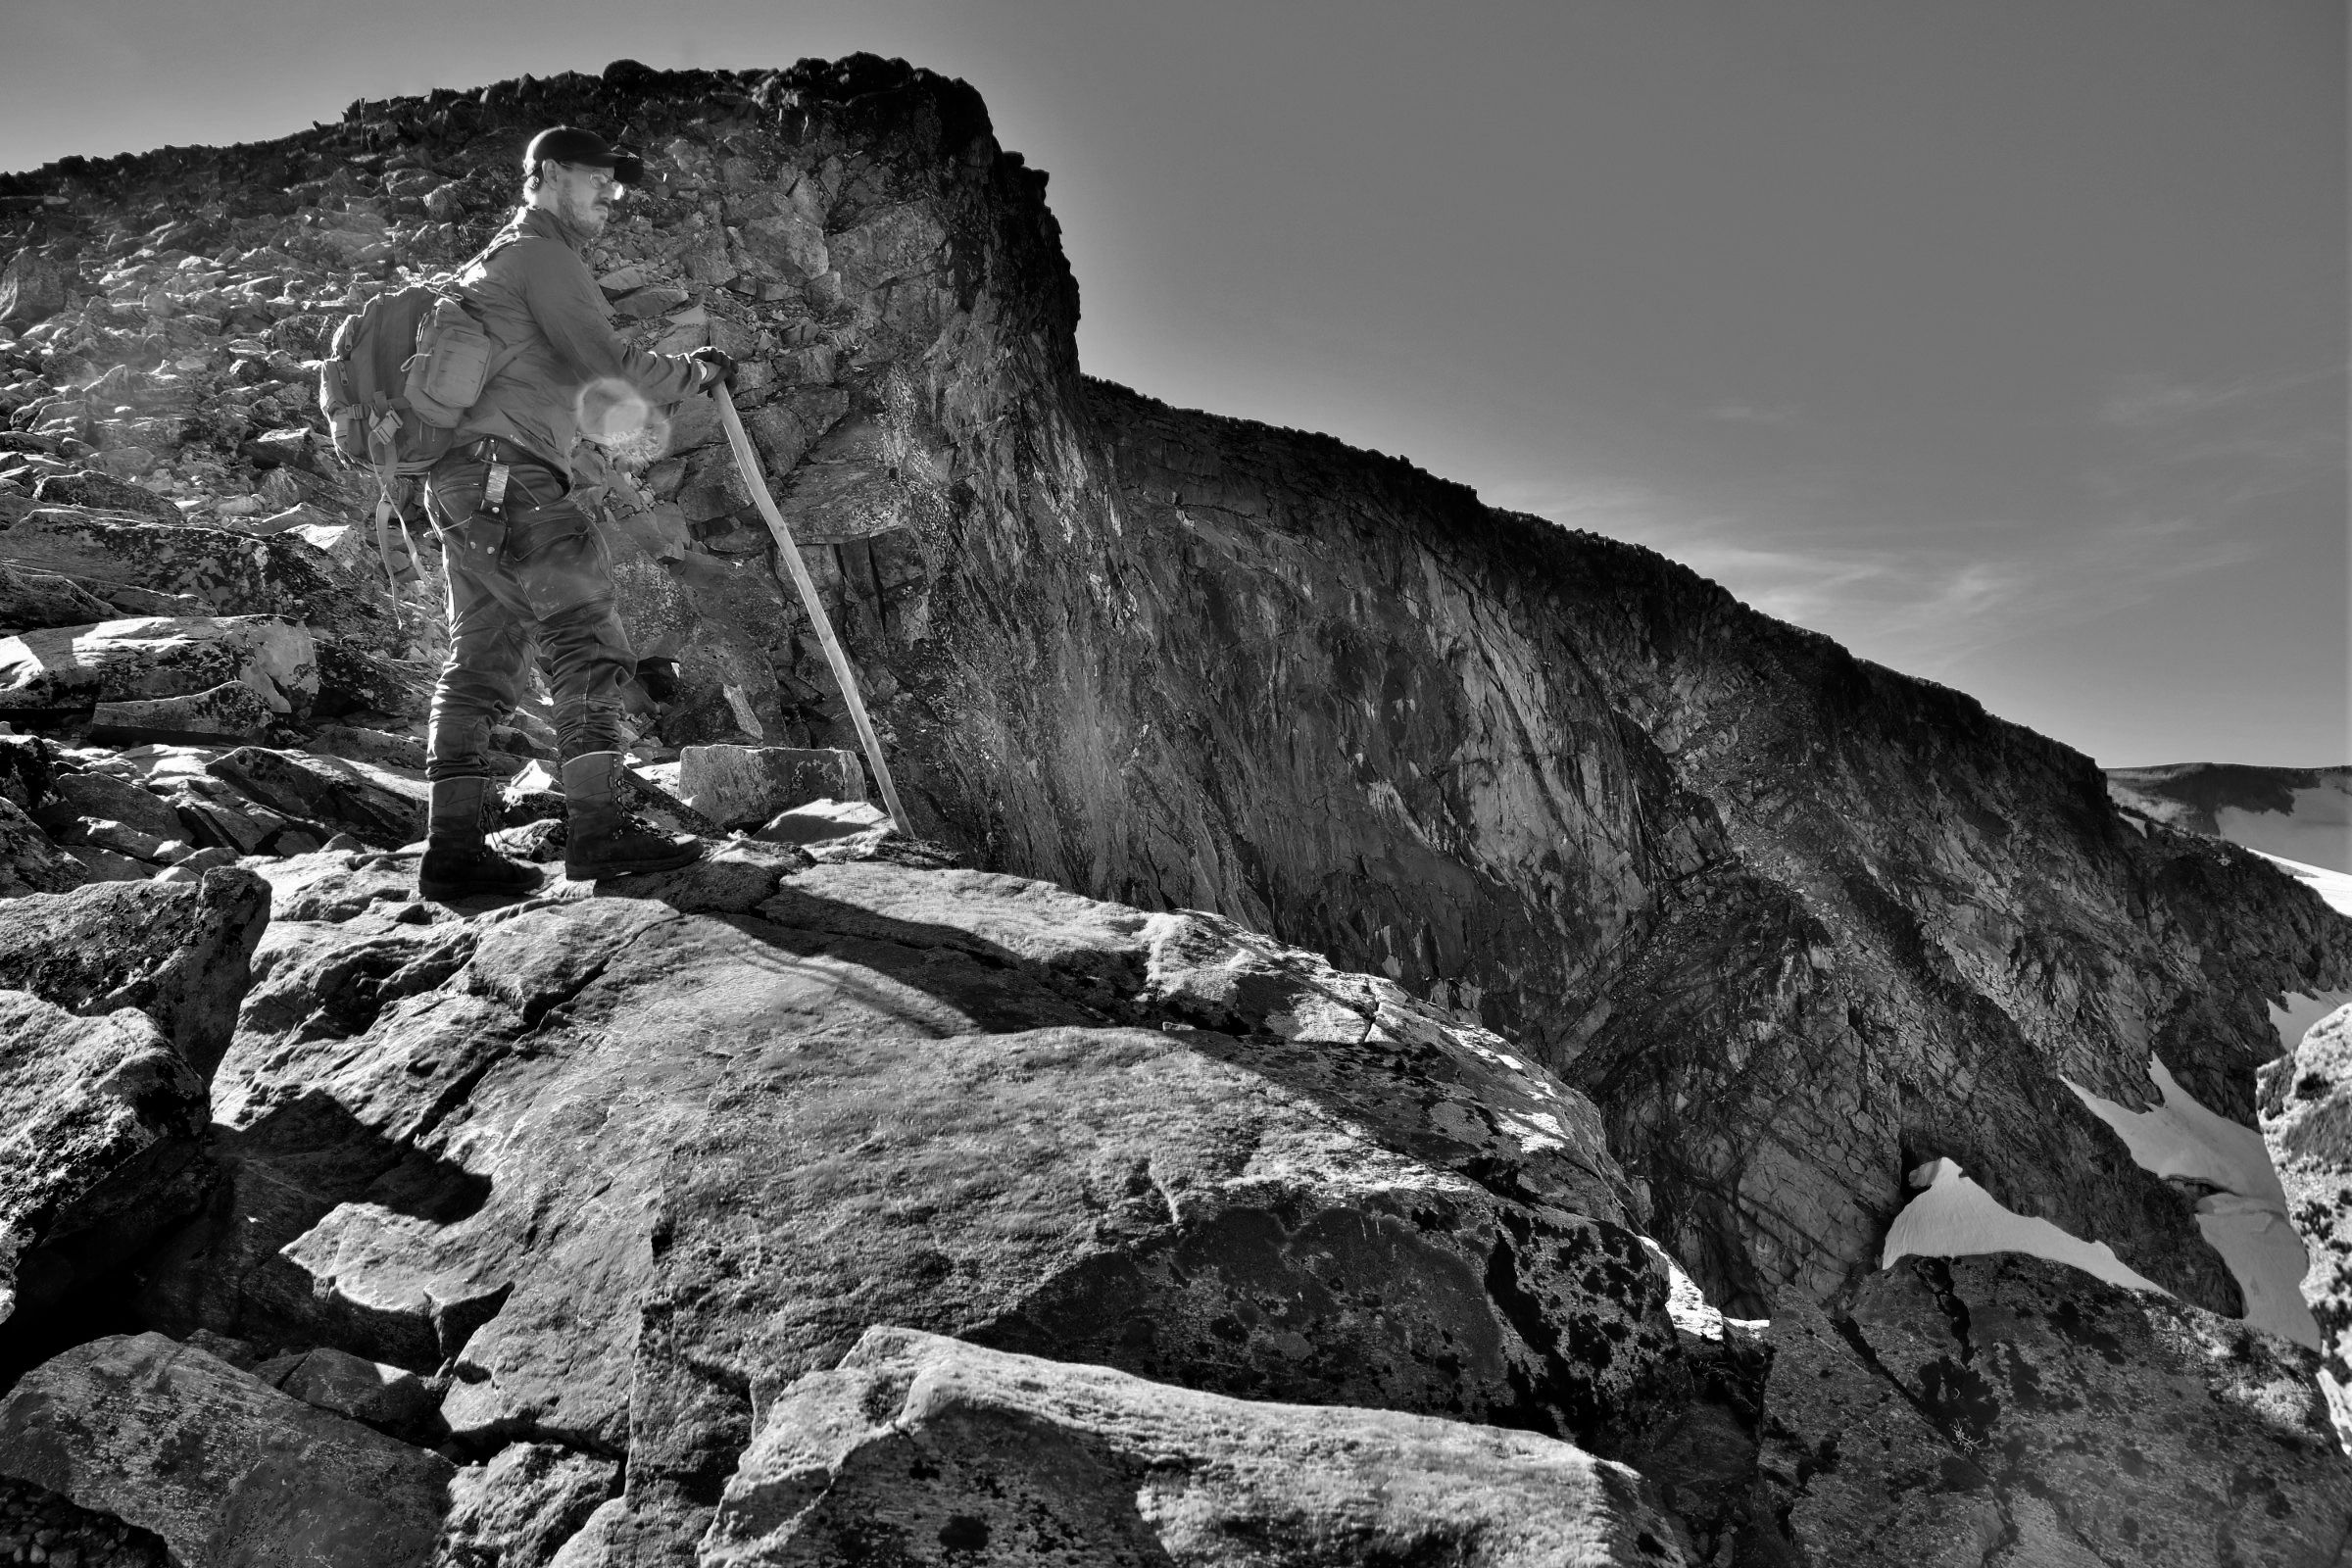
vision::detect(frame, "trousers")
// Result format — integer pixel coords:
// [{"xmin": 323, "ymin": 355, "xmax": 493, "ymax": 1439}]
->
[{"xmin": 422, "ymin": 446, "xmax": 634, "ymax": 780}]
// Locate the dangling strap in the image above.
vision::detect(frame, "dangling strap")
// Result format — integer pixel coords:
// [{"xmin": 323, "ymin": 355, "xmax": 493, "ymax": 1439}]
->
[{"xmin": 365, "ymin": 406, "xmax": 410, "ymax": 637}]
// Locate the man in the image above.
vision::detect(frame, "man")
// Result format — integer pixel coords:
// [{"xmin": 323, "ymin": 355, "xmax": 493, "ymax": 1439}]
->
[{"xmin": 416, "ymin": 125, "xmax": 734, "ymax": 900}]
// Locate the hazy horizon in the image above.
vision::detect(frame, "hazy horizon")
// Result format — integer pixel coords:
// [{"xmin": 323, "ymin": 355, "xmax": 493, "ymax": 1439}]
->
[{"xmin": 5, "ymin": 1, "xmax": 2343, "ymax": 768}]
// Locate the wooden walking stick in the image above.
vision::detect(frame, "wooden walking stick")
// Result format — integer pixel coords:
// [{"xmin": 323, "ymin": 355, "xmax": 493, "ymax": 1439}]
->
[{"xmin": 712, "ymin": 383, "xmax": 909, "ymax": 828}]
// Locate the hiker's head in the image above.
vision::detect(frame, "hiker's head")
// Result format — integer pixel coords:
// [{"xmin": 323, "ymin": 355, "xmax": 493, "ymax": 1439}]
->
[{"xmin": 522, "ymin": 126, "xmax": 644, "ymax": 237}]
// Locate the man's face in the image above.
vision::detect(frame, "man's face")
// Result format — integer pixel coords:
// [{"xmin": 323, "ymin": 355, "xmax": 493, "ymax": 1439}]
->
[{"xmin": 544, "ymin": 161, "xmax": 622, "ymax": 236}]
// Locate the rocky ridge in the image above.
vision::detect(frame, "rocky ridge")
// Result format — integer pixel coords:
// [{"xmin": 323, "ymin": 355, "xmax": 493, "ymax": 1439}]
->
[{"xmin": 0, "ymin": 53, "xmax": 2345, "ymax": 1567}]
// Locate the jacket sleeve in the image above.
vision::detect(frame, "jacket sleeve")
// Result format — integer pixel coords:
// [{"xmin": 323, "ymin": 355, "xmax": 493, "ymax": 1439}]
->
[{"xmin": 515, "ymin": 240, "xmax": 709, "ymax": 405}]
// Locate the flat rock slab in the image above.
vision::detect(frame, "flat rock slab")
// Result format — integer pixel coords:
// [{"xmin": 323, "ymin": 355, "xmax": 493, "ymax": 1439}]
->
[
  {"xmin": 26, "ymin": 471, "xmax": 183, "ymax": 524},
  {"xmin": 0, "ymin": 1332, "xmax": 452, "ymax": 1568},
  {"xmin": 89, "ymin": 678, "xmax": 282, "ymax": 745},
  {"xmin": 752, "ymin": 797, "xmax": 888, "ymax": 847},
  {"xmin": 206, "ymin": 746, "xmax": 424, "ymax": 849},
  {"xmin": 1755, "ymin": 1296, "xmax": 2009, "ymax": 1567},
  {"xmin": 40, "ymin": 766, "xmax": 183, "ymax": 840},
  {"xmin": 679, "ymin": 743, "xmax": 864, "ymax": 828},
  {"xmin": 0, "ymin": 995, "xmax": 208, "ymax": 1333},
  {"xmin": 0, "ymin": 614, "xmax": 316, "ymax": 717},
  {"xmin": 256, "ymin": 1345, "xmax": 437, "ymax": 1438},
  {"xmin": 0, "ymin": 559, "xmax": 116, "ymax": 630},
  {"xmin": 0, "ymin": 867, "xmax": 270, "ymax": 1079},
  {"xmin": 0, "ymin": 506, "xmax": 373, "ymax": 629},
  {"xmin": 705, "ymin": 1325, "xmax": 1690, "ymax": 1566}
]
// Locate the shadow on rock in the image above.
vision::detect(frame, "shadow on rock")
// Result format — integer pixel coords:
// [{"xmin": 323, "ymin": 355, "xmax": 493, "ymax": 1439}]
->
[{"xmin": 135, "ymin": 1089, "xmax": 497, "ymax": 1372}]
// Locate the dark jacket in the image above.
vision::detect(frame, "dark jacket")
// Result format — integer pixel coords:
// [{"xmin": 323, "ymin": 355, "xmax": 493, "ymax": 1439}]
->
[{"xmin": 453, "ymin": 205, "xmax": 705, "ymax": 479}]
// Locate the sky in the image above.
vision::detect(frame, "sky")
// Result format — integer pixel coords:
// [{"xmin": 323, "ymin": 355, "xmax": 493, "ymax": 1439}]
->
[{"xmin": 4, "ymin": 0, "xmax": 2344, "ymax": 767}]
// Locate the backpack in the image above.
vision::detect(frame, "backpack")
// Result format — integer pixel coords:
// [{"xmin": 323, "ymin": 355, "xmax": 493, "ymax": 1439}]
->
[{"xmin": 318, "ymin": 238, "xmax": 520, "ymax": 625}]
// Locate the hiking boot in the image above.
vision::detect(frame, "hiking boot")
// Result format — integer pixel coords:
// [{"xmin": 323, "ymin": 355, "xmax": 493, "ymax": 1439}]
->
[
  {"xmin": 562, "ymin": 751, "xmax": 702, "ymax": 880},
  {"xmin": 417, "ymin": 775, "xmax": 540, "ymax": 901}
]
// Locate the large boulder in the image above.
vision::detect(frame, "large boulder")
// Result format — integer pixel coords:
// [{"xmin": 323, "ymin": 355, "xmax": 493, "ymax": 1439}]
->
[
  {"xmin": 0, "ymin": 613, "xmax": 317, "ymax": 720},
  {"xmin": 439, "ymin": 1443, "xmax": 619, "ymax": 1568},
  {"xmin": 704, "ymin": 1325, "xmax": 1692, "ymax": 1567},
  {"xmin": 0, "ymin": 997, "xmax": 209, "ymax": 1335},
  {"xmin": 148, "ymin": 853, "xmax": 1690, "ymax": 1559},
  {"xmin": 88, "ymin": 678, "xmax": 284, "ymax": 745},
  {"xmin": 679, "ymin": 742, "xmax": 865, "ymax": 829},
  {"xmin": 26, "ymin": 470, "xmax": 183, "ymax": 525},
  {"xmin": 2261, "ymin": 1001, "xmax": 2352, "ymax": 1440},
  {"xmin": 0, "ymin": 866, "xmax": 270, "ymax": 1079},
  {"xmin": 38, "ymin": 765, "xmax": 183, "ymax": 840},
  {"xmin": 205, "ymin": 746, "xmax": 425, "ymax": 849},
  {"xmin": 0, "ymin": 506, "xmax": 376, "ymax": 630},
  {"xmin": 255, "ymin": 1345, "xmax": 438, "ymax": 1440},
  {"xmin": 0, "ymin": 1333, "xmax": 453, "ymax": 1568},
  {"xmin": 0, "ymin": 796, "xmax": 86, "ymax": 896},
  {"xmin": 0, "ymin": 248, "xmax": 72, "ymax": 327},
  {"xmin": 0, "ymin": 732, "xmax": 60, "ymax": 811},
  {"xmin": 1754, "ymin": 1296, "xmax": 2015, "ymax": 1566},
  {"xmin": 1757, "ymin": 1254, "xmax": 2352, "ymax": 1567},
  {"xmin": 0, "ymin": 559, "xmax": 116, "ymax": 630}
]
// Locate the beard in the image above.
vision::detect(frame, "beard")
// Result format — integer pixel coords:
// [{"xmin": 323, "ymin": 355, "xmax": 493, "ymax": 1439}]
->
[{"xmin": 561, "ymin": 184, "xmax": 613, "ymax": 237}]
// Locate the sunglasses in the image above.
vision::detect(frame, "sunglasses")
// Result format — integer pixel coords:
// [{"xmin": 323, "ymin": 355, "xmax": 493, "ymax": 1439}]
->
[{"xmin": 560, "ymin": 164, "xmax": 626, "ymax": 192}]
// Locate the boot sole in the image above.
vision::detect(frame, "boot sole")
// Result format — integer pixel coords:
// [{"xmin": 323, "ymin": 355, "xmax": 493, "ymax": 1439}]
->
[
  {"xmin": 418, "ymin": 872, "xmax": 544, "ymax": 901},
  {"xmin": 563, "ymin": 844, "xmax": 703, "ymax": 881}
]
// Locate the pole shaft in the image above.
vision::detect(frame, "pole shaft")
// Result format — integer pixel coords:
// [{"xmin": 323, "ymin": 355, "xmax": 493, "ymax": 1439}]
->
[{"xmin": 713, "ymin": 385, "xmax": 909, "ymax": 828}]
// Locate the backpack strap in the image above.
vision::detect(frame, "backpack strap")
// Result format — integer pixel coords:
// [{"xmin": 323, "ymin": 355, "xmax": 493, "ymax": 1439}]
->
[
  {"xmin": 445, "ymin": 229, "xmax": 534, "ymax": 415},
  {"xmin": 364, "ymin": 407, "xmax": 413, "ymax": 636}
]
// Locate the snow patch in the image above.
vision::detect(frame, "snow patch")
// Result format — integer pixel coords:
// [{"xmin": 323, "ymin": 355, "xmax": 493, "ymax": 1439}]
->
[
  {"xmin": 2193, "ymin": 1194, "xmax": 2320, "ymax": 1350},
  {"xmin": 2065, "ymin": 1057, "xmax": 2320, "ymax": 1348},
  {"xmin": 2274, "ymin": 990, "xmax": 2352, "ymax": 1056},
  {"xmin": 1882, "ymin": 1158, "xmax": 2169, "ymax": 1297},
  {"xmin": 1641, "ymin": 1236, "xmax": 1768, "ymax": 1341},
  {"xmin": 2251, "ymin": 850, "xmax": 2352, "ymax": 920},
  {"xmin": 2067, "ymin": 1058, "xmax": 2284, "ymax": 1207},
  {"xmin": 2217, "ymin": 781, "xmax": 2352, "ymax": 876}
]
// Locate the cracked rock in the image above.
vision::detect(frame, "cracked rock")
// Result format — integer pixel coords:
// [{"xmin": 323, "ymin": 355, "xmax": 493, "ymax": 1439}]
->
[
  {"xmin": 0, "ymin": 1333, "xmax": 452, "ymax": 1568},
  {"xmin": 704, "ymin": 1325, "xmax": 1691, "ymax": 1566}
]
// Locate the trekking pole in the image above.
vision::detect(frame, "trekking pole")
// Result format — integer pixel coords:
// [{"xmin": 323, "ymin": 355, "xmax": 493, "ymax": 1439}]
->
[{"xmin": 712, "ymin": 383, "xmax": 909, "ymax": 828}]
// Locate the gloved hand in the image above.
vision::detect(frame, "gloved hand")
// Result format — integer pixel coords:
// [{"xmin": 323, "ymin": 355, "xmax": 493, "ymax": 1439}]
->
[{"xmin": 689, "ymin": 347, "xmax": 737, "ymax": 393}]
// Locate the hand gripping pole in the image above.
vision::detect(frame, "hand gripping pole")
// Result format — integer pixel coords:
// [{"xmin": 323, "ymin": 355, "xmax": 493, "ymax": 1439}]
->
[{"xmin": 712, "ymin": 383, "xmax": 909, "ymax": 828}]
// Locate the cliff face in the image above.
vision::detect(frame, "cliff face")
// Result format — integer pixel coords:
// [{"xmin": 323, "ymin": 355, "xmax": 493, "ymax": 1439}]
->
[{"xmin": 2, "ymin": 56, "xmax": 2350, "ymax": 1566}]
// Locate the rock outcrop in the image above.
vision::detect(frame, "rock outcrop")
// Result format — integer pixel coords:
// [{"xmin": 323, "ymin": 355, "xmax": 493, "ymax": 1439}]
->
[
  {"xmin": 0, "ymin": 1333, "xmax": 454, "ymax": 1567},
  {"xmin": 2264, "ymin": 1004, "xmax": 2352, "ymax": 1436},
  {"xmin": 113, "ymin": 847, "xmax": 1695, "ymax": 1556},
  {"xmin": 1760, "ymin": 1254, "xmax": 2352, "ymax": 1566},
  {"xmin": 0, "ymin": 997, "xmax": 207, "ymax": 1339},
  {"xmin": 706, "ymin": 1324, "xmax": 1690, "ymax": 1566},
  {"xmin": 0, "ymin": 52, "xmax": 2344, "ymax": 1568},
  {"xmin": 0, "ymin": 866, "xmax": 269, "ymax": 1078}
]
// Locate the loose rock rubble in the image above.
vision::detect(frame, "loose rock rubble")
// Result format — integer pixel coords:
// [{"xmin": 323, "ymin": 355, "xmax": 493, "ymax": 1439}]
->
[{"xmin": 0, "ymin": 1476, "xmax": 170, "ymax": 1568}]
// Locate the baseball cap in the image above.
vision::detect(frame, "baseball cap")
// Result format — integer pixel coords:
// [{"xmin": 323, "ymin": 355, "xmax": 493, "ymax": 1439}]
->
[{"xmin": 522, "ymin": 126, "xmax": 647, "ymax": 187}]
